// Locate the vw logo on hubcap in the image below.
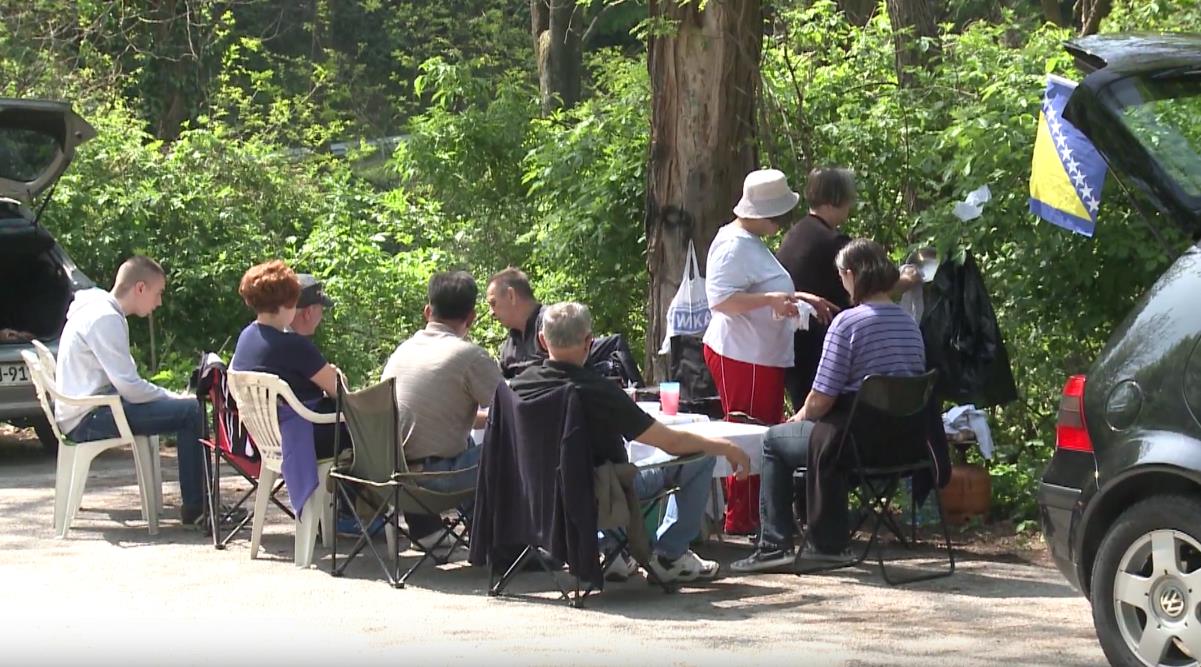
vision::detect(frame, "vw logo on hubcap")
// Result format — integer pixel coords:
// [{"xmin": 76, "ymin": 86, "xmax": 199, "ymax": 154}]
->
[{"xmin": 1158, "ymin": 584, "xmax": 1187, "ymax": 619}]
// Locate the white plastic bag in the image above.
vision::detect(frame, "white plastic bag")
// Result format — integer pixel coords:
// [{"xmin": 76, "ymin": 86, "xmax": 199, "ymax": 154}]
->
[{"xmin": 658, "ymin": 241, "xmax": 711, "ymax": 353}]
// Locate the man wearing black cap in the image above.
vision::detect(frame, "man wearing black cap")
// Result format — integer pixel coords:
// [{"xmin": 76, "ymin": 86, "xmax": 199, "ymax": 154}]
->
[{"xmin": 290, "ymin": 273, "xmax": 335, "ymax": 337}]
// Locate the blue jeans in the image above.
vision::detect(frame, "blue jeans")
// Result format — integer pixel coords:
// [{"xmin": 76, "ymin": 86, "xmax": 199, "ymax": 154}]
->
[
  {"xmin": 758, "ymin": 420, "xmax": 816, "ymax": 549},
  {"xmin": 405, "ymin": 441, "xmax": 482, "ymax": 538},
  {"xmin": 67, "ymin": 396, "xmax": 205, "ymax": 509},
  {"xmin": 617, "ymin": 451, "xmax": 717, "ymax": 560}
]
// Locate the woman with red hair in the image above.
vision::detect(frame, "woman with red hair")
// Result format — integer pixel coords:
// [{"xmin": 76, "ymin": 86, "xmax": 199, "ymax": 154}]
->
[{"xmin": 231, "ymin": 260, "xmax": 346, "ymax": 518}]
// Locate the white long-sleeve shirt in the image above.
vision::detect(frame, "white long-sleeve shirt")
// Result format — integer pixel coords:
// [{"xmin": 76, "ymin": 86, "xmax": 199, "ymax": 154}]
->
[{"xmin": 54, "ymin": 288, "xmax": 171, "ymax": 433}]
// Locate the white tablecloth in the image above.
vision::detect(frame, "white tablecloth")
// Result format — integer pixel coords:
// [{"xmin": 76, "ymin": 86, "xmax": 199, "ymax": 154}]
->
[
  {"xmin": 472, "ymin": 407, "xmax": 768, "ymax": 478},
  {"xmin": 629, "ymin": 419, "xmax": 768, "ymax": 478}
]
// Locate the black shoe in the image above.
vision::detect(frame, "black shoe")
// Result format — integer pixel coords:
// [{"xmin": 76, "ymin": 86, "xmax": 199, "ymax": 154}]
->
[
  {"xmin": 182, "ymin": 505, "xmax": 249, "ymax": 532},
  {"xmin": 799, "ymin": 545, "xmax": 854, "ymax": 563},
  {"xmin": 214, "ymin": 505, "xmax": 250, "ymax": 526},
  {"xmin": 180, "ymin": 504, "xmax": 206, "ymax": 530}
]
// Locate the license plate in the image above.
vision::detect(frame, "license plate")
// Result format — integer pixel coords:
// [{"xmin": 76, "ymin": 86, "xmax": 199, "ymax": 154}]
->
[{"xmin": 0, "ymin": 362, "xmax": 31, "ymax": 386}]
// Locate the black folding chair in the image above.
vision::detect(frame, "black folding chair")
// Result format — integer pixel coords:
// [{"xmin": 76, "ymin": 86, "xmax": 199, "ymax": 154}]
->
[
  {"xmin": 477, "ymin": 384, "xmax": 687, "ymax": 608},
  {"xmin": 794, "ymin": 370, "xmax": 955, "ymax": 586},
  {"xmin": 329, "ymin": 378, "xmax": 473, "ymax": 588},
  {"xmin": 495, "ymin": 454, "xmax": 702, "ymax": 606}
]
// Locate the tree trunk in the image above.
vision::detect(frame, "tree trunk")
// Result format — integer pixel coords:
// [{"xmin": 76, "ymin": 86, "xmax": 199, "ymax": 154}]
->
[
  {"xmin": 1040, "ymin": 0, "xmax": 1070, "ymax": 27},
  {"xmin": 885, "ymin": 0, "xmax": 939, "ymax": 88},
  {"xmin": 644, "ymin": 0, "xmax": 763, "ymax": 380},
  {"xmin": 838, "ymin": 0, "xmax": 878, "ymax": 26},
  {"xmin": 532, "ymin": 0, "xmax": 582, "ymax": 112},
  {"xmin": 150, "ymin": 0, "xmax": 189, "ymax": 141},
  {"xmin": 1079, "ymin": 0, "xmax": 1112, "ymax": 36},
  {"xmin": 886, "ymin": 0, "xmax": 939, "ymax": 214}
]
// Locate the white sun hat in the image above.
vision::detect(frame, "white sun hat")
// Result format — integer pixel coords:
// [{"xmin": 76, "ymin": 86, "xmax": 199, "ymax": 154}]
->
[{"xmin": 732, "ymin": 168, "xmax": 801, "ymax": 220}]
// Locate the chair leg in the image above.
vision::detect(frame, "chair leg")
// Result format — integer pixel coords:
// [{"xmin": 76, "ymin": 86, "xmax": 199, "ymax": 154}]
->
[
  {"xmin": 149, "ymin": 435, "xmax": 163, "ymax": 513},
  {"xmin": 879, "ymin": 483, "xmax": 956, "ymax": 586},
  {"xmin": 295, "ymin": 490, "xmax": 321, "ymax": 568},
  {"xmin": 317, "ymin": 462, "xmax": 334, "ymax": 549},
  {"xmin": 53, "ymin": 443, "xmax": 75, "ymax": 534},
  {"xmin": 60, "ymin": 446, "xmax": 104, "ymax": 539},
  {"xmin": 131, "ymin": 436, "xmax": 159, "ymax": 535},
  {"xmin": 249, "ymin": 468, "xmax": 276, "ymax": 560}
]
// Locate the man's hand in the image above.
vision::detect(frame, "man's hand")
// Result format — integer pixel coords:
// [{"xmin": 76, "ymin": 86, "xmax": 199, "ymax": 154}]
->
[
  {"xmin": 787, "ymin": 410, "xmax": 806, "ymax": 423},
  {"xmin": 722, "ymin": 441, "xmax": 752, "ymax": 480},
  {"xmin": 796, "ymin": 292, "xmax": 838, "ymax": 324}
]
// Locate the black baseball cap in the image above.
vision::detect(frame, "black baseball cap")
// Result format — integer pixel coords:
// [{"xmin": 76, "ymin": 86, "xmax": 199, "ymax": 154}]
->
[{"xmin": 296, "ymin": 274, "xmax": 335, "ymax": 308}]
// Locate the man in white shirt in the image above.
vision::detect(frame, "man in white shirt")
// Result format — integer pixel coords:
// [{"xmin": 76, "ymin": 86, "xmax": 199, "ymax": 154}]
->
[{"xmin": 56, "ymin": 256, "xmax": 206, "ymax": 527}]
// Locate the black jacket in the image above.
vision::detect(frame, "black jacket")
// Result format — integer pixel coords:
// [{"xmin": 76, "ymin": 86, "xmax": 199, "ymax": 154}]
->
[
  {"xmin": 468, "ymin": 382, "xmax": 603, "ymax": 586},
  {"xmin": 920, "ymin": 252, "xmax": 1018, "ymax": 408}
]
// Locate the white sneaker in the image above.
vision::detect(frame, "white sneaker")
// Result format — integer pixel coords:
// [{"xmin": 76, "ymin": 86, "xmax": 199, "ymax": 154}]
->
[
  {"xmin": 604, "ymin": 552, "xmax": 639, "ymax": 582},
  {"xmin": 647, "ymin": 550, "xmax": 720, "ymax": 583}
]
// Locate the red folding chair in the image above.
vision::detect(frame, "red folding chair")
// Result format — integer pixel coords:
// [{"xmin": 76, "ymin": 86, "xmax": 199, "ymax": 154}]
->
[{"xmin": 196, "ymin": 354, "xmax": 292, "ymax": 549}]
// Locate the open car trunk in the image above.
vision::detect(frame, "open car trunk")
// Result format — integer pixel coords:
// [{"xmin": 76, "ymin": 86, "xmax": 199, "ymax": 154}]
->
[
  {"xmin": 1064, "ymin": 34, "xmax": 1201, "ymax": 238},
  {"xmin": 0, "ymin": 213, "xmax": 71, "ymax": 341}
]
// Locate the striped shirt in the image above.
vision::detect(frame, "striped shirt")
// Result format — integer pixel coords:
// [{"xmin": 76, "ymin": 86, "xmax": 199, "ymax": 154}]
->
[{"xmin": 812, "ymin": 303, "xmax": 926, "ymax": 396}]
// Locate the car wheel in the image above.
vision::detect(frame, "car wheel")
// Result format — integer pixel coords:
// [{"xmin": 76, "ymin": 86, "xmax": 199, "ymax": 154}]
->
[
  {"xmin": 1091, "ymin": 494, "xmax": 1201, "ymax": 667},
  {"xmin": 32, "ymin": 417, "xmax": 58, "ymax": 454}
]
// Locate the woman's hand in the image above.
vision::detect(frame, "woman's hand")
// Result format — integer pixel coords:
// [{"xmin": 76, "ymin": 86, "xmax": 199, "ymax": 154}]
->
[
  {"xmin": 766, "ymin": 291, "xmax": 799, "ymax": 318},
  {"xmin": 795, "ymin": 292, "xmax": 838, "ymax": 324}
]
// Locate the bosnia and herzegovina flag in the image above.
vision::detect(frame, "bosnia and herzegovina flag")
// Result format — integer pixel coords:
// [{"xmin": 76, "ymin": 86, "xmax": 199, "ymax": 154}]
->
[{"xmin": 1029, "ymin": 74, "xmax": 1108, "ymax": 237}]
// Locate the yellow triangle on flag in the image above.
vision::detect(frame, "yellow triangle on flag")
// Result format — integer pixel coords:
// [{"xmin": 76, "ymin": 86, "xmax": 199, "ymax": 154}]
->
[{"xmin": 1029, "ymin": 111, "xmax": 1091, "ymax": 220}]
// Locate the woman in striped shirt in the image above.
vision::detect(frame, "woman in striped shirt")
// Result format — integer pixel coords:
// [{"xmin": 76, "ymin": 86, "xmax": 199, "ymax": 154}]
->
[{"xmin": 732, "ymin": 238, "xmax": 926, "ymax": 572}]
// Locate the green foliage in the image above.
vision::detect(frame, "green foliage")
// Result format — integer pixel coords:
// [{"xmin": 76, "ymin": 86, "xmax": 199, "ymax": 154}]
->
[
  {"xmin": 12, "ymin": 0, "xmax": 1201, "ymax": 525},
  {"xmin": 762, "ymin": 2, "xmax": 1192, "ymax": 520}
]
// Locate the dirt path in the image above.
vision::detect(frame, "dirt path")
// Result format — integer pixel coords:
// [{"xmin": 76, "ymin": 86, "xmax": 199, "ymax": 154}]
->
[{"xmin": 0, "ymin": 428, "xmax": 1104, "ymax": 666}]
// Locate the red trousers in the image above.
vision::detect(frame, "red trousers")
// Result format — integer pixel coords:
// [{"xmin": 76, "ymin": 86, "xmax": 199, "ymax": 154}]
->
[{"xmin": 703, "ymin": 344, "xmax": 786, "ymax": 534}]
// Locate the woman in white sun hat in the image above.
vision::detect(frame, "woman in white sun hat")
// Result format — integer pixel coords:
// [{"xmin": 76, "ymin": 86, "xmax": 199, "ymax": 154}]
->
[{"xmin": 702, "ymin": 168, "xmax": 837, "ymax": 535}]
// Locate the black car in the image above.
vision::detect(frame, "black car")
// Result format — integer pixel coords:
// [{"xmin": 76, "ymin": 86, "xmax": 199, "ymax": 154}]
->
[
  {"xmin": 1038, "ymin": 35, "xmax": 1201, "ymax": 667},
  {"xmin": 0, "ymin": 100, "xmax": 96, "ymax": 450}
]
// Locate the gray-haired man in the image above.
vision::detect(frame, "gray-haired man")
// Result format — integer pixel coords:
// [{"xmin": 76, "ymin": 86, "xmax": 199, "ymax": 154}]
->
[{"xmin": 509, "ymin": 302, "xmax": 749, "ymax": 583}]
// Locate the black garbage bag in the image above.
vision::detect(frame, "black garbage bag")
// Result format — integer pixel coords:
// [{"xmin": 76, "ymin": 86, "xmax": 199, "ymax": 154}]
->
[{"xmin": 920, "ymin": 252, "xmax": 1018, "ymax": 409}]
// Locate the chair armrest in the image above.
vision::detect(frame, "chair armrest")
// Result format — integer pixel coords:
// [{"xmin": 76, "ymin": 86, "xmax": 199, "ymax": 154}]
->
[
  {"xmin": 276, "ymin": 387, "xmax": 341, "ymax": 424},
  {"xmin": 49, "ymin": 392, "xmax": 124, "ymax": 411},
  {"xmin": 394, "ymin": 465, "xmax": 478, "ymax": 481},
  {"xmin": 48, "ymin": 392, "xmax": 135, "ymax": 442},
  {"xmin": 632, "ymin": 452, "xmax": 707, "ymax": 472}
]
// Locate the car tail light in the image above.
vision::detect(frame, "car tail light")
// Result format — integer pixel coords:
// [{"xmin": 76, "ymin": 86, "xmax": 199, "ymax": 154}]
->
[{"xmin": 1056, "ymin": 374, "xmax": 1093, "ymax": 453}]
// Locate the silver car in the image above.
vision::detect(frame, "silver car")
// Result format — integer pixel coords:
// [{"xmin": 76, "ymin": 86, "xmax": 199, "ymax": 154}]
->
[{"xmin": 0, "ymin": 99, "xmax": 96, "ymax": 450}]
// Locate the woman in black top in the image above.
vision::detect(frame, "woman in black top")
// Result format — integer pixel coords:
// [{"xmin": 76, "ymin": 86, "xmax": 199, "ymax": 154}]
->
[{"xmin": 775, "ymin": 167, "xmax": 857, "ymax": 407}]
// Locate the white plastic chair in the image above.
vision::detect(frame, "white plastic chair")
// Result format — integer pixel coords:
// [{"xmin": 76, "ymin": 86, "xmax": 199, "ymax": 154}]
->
[
  {"xmin": 227, "ymin": 370, "xmax": 336, "ymax": 568},
  {"xmin": 20, "ymin": 349, "xmax": 161, "ymax": 538},
  {"xmin": 32, "ymin": 339, "xmax": 163, "ymax": 513}
]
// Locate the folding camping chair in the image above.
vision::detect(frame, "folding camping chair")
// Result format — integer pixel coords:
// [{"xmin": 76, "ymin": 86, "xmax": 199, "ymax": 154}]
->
[
  {"xmin": 794, "ymin": 370, "xmax": 955, "ymax": 586},
  {"xmin": 194, "ymin": 354, "xmax": 291, "ymax": 549},
  {"xmin": 329, "ymin": 378, "xmax": 473, "ymax": 588},
  {"xmin": 477, "ymin": 383, "xmax": 686, "ymax": 608}
]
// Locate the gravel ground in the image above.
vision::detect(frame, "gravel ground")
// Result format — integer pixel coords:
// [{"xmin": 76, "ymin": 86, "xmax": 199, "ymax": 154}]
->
[{"xmin": 0, "ymin": 429, "xmax": 1105, "ymax": 666}]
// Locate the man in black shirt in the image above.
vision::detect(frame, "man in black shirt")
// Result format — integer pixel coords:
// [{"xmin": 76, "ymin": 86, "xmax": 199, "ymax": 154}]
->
[
  {"xmin": 775, "ymin": 167, "xmax": 856, "ymax": 407},
  {"xmin": 510, "ymin": 302, "xmax": 750, "ymax": 583},
  {"xmin": 486, "ymin": 267, "xmax": 546, "ymax": 379}
]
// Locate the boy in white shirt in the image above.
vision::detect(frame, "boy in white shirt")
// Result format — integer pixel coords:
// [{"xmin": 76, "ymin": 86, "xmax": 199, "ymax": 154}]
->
[{"xmin": 56, "ymin": 256, "xmax": 205, "ymax": 527}]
